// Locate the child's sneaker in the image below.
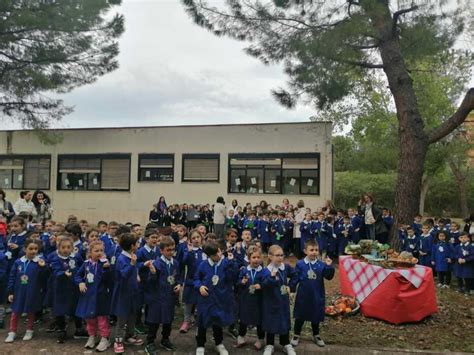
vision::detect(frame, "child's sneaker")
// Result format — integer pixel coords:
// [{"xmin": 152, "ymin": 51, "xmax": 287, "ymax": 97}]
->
[
  {"xmin": 74, "ymin": 328, "xmax": 89, "ymax": 339},
  {"xmin": 254, "ymin": 338, "xmax": 264, "ymax": 350},
  {"xmin": 227, "ymin": 327, "xmax": 239, "ymax": 339},
  {"xmin": 283, "ymin": 344, "xmax": 296, "ymax": 355},
  {"xmin": 125, "ymin": 335, "xmax": 144, "ymax": 346},
  {"xmin": 290, "ymin": 335, "xmax": 299, "ymax": 346},
  {"xmin": 263, "ymin": 344, "xmax": 274, "ymax": 355},
  {"xmin": 313, "ymin": 335, "xmax": 325, "ymax": 347},
  {"xmin": 46, "ymin": 321, "xmax": 57, "ymax": 333},
  {"xmin": 22, "ymin": 330, "xmax": 34, "ymax": 341},
  {"xmin": 215, "ymin": 343, "xmax": 229, "ymax": 355},
  {"xmin": 144, "ymin": 342, "xmax": 158, "ymax": 355},
  {"xmin": 179, "ymin": 321, "xmax": 191, "ymax": 333},
  {"xmin": 5, "ymin": 332, "xmax": 16, "ymax": 343},
  {"xmin": 196, "ymin": 347, "xmax": 205, "ymax": 355},
  {"xmin": 114, "ymin": 339, "xmax": 124, "ymax": 354},
  {"xmin": 96, "ymin": 337, "xmax": 110, "ymax": 352},
  {"xmin": 85, "ymin": 336, "xmax": 96, "ymax": 349},
  {"xmin": 436, "ymin": 283, "xmax": 442, "ymax": 287},
  {"xmin": 57, "ymin": 330, "xmax": 67, "ymax": 343},
  {"xmin": 160, "ymin": 338, "xmax": 176, "ymax": 351},
  {"xmin": 236, "ymin": 335, "xmax": 246, "ymax": 347}
]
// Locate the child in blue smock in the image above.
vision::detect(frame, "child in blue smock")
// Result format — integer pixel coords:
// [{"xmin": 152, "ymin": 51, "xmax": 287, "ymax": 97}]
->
[
  {"xmin": 311, "ymin": 213, "xmax": 328, "ymax": 256},
  {"xmin": 258, "ymin": 213, "xmax": 271, "ymax": 253},
  {"xmin": 0, "ymin": 250, "xmax": 7, "ymax": 328},
  {"xmin": 110, "ymin": 233, "xmax": 144, "ymax": 353},
  {"xmin": 453, "ymin": 232, "xmax": 474, "ymax": 294},
  {"xmin": 260, "ymin": 245, "xmax": 297, "ymax": 355},
  {"xmin": 431, "ymin": 231, "xmax": 453, "ymax": 288},
  {"xmin": 5, "ymin": 239, "xmax": 47, "ymax": 343},
  {"xmin": 418, "ymin": 224, "xmax": 433, "ymax": 267},
  {"xmin": 180, "ymin": 229, "xmax": 206, "ymax": 333},
  {"xmin": 75, "ymin": 240, "xmax": 112, "ymax": 352},
  {"xmin": 291, "ymin": 240, "xmax": 334, "ymax": 348},
  {"xmin": 337, "ymin": 216, "xmax": 353, "ymax": 257},
  {"xmin": 402, "ymin": 227, "xmax": 419, "ymax": 256},
  {"xmin": 144, "ymin": 236, "xmax": 182, "ymax": 354},
  {"xmin": 194, "ymin": 240, "xmax": 238, "ymax": 355},
  {"xmin": 299, "ymin": 213, "xmax": 313, "ymax": 253},
  {"xmin": 236, "ymin": 246, "xmax": 265, "ymax": 350},
  {"xmin": 5, "ymin": 216, "xmax": 28, "ymax": 274}
]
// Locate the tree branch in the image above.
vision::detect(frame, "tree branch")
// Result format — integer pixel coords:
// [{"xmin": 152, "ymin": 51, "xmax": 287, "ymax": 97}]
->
[
  {"xmin": 337, "ymin": 59, "xmax": 384, "ymax": 69},
  {"xmin": 427, "ymin": 88, "xmax": 474, "ymax": 144},
  {"xmin": 392, "ymin": 5, "xmax": 418, "ymax": 35}
]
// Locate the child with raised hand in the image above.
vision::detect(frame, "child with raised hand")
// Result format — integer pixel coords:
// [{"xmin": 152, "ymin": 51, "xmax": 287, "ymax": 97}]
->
[
  {"xmin": 236, "ymin": 246, "xmax": 265, "ymax": 350},
  {"xmin": 194, "ymin": 240, "xmax": 239, "ymax": 355},
  {"xmin": 180, "ymin": 229, "xmax": 206, "ymax": 334},
  {"xmin": 110, "ymin": 232, "xmax": 144, "ymax": 354},
  {"xmin": 5, "ymin": 239, "xmax": 47, "ymax": 343},
  {"xmin": 290, "ymin": 240, "xmax": 334, "ymax": 348},
  {"xmin": 144, "ymin": 236, "xmax": 182, "ymax": 355},
  {"xmin": 261, "ymin": 244, "xmax": 297, "ymax": 355},
  {"xmin": 75, "ymin": 240, "xmax": 112, "ymax": 352},
  {"xmin": 4, "ymin": 216, "xmax": 28, "ymax": 272},
  {"xmin": 50, "ymin": 234, "xmax": 85, "ymax": 343},
  {"xmin": 431, "ymin": 231, "xmax": 453, "ymax": 288}
]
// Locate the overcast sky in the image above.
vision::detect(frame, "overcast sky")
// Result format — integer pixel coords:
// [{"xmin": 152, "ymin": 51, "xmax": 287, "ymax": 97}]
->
[{"xmin": 42, "ymin": 0, "xmax": 316, "ymax": 129}]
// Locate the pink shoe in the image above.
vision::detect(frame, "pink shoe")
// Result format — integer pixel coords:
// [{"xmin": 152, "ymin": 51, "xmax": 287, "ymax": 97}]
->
[
  {"xmin": 113, "ymin": 340, "xmax": 124, "ymax": 354},
  {"xmin": 179, "ymin": 321, "xmax": 191, "ymax": 333}
]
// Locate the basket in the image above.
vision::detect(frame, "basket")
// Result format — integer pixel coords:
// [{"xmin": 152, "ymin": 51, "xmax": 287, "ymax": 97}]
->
[{"xmin": 325, "ymin": 295, "xmax": 360, "ymax": 317}]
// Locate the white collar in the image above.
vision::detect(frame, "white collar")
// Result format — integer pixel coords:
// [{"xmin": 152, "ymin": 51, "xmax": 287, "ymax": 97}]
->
[
  {"xmin": 208, "ymin": 257, "xmax": 223, "ymax": 267},
  {"xmin": 73, "ymin": 240, "xmax": 81, "ymax": 246},
  {"xmin": 246, "ymin": 265, "xmax": 262, "ymax": 271},
  {"xmin": 462, "ymin": 242, "xmax": 470, "ymax": 247},
  {"xmin": 13, "ymin": 230, "xmax": 27, "ymax": 237},
  {"xmin": 20, "ymin": 256, "xmax": 40, "ymax": 263},
  {"xmin": 192, "ymin": 246, "xmax": 202, "ymax": 251},
  {"xmin": 267, "ymin": 263, "xmax": 285, "ymax": 272},
  {"xmin": 56, "ymin": 251, "xmax": 69, "ymax": 260},
  {"xmin": 304, "ymin": 257, "xmax": 318, "ymax": 265},
  {"xmin": 121, "ymin": 250, "xmax": 132, "ymax": 258},
  {"xmin": 160, "ymin": 255, "xmax": 173, "ymax": 265},
  {"xmin": 144, "ymin": 244, "xmax": 156, "ymax": 253}
]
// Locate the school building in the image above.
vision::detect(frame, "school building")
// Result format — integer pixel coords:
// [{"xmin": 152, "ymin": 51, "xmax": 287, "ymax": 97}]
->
[{"xmin": 0, "ymin": 122, "xmax": 333, "ymax": 224}]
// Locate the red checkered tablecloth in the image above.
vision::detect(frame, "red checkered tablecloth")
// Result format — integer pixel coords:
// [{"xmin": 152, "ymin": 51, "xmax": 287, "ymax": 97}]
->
[{"xmin": 340, "ymin": 256, "xmax": 427, "ymax": 303}]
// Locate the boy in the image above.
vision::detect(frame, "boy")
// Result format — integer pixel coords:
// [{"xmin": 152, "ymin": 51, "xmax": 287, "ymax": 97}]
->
[
  {"xmin": 402, "ymin": 227, "xmax": 419, "ymax": 256},
  {"xmin": 449, "ymin": 222, "xmax": 461, "ymax": 246},
  {"xmin": 418, "ymin": 223, "xmax": 434, "ymax": 267},
  {"xmin": 337, "ymin": 216, "xmax": 353, "ymax": 257},
  {"xmin": 453, "ymin": 232, "xmax": 474, "ymax": 294}
]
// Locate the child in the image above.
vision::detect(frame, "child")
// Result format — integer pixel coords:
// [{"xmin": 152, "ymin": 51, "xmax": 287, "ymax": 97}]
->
[
  {"xmin": 194, "ymin": 240, "xmax": 238, "ymax": 355},
  {"xmin": 402, "ymin": 227, "xmax": 419, "ymax": 256},
  {"xmin": 180, "ymin": 229, "xmax": 206, "ymax": 333},
  {"xmin": 50, "ymin": 235, "xmax": 84, "ymax": 342},
  {"xmin": 431, "ymin": 231, "xmax": 453, "ymax": 288},
  {"xmin": 337, "ymin": 216, "xmax": 353, "ymax": 257},
  {"xmin": 236, "ymin": 246, "xmax": 265, "ymax": 350},
  {"xmin": 258, "ymin": 213, "xmax": 271, "ymax": 253},
  {"xmin": 347, "ymin": 208, "xmax": 361, "ymax": 244},
  {"xmin": 412, "ymin": 214, "xmax": 423, "ymax": 237},
  {"xmin": 75, "ymin": 240, "xmax": 112, "ymax": 352},
  {"xmin": 0, "ymin": 249, "xmax": 6, "ymax": 328},
  {"xmin": 260, "ymin": 245, "xmax": 297, "ymax": 355},
  {"xmin": 101, "ymin": 221, "xmax": 120, "ymax": 265},
  {"xmin": 418, "ymin": 223, "xmax": 434, "ymax": 267},
  {"xmin": 299, "ymin": 213, "xmax": 313, "ymax": 254},
  {"xmin": 5, "ymin": 239, "xmax": 47, "ymax": 343},
  {"xmin": 453, "ymin": 232, "xmax": 474, "ymax": 294},
  {"xmin": 5, "ymin": 217, "xmax": 28, "ymax": 272},
  {"xmin": 311, "ymin": 213, "xmax": 328, "ymax": 257},
  {"xmin": 110, "ymin": 233, "xmax": 144, "ymax": 354},
  {"xmin": 144, "ymin": 236, "xmax": 182, "ymax": 354},
  {"xmin": 234, "ymin": 229, "xmax": 252, "ymax": 268},
  {"xmin": 448, "ymin": 222, "xmax": 461, "ymax": 246},
  {"xmin": 225, "ymin": 210, "xmax": 237, "ymax": 231}
]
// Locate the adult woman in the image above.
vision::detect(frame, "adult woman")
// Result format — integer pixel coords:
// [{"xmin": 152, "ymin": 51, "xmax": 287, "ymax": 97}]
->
[
  {"xmin": 213, "ymin": 196, "xmax": 226, "ymax": 241},
  {"xmin": 463, "ymin": 213, "xmax": 474, "ymax": 236},
  {"xmin": 157, "ymin": 196, "xmax": 167, "ymax": 214},
  {"xmin": 281, "ymin": 198, "xmax": 290, "ymax": 210},
  {"xmin": 357, "ymin": 194, "xmax": 387, "ymax": 241},
  {"xmin": 13, "ymin": 190, "xmax": 37, "ymax": 218},
  {"xmin": 32, "ymin": 190, "xmax": 53, "ymax": 224},
  {"xmin": 0, "ymin": 189, "xmax": 15, "ymax": 223},
  {"xmin": 293, "ymin": 200, "xmax": 307, "ymax": 258}
]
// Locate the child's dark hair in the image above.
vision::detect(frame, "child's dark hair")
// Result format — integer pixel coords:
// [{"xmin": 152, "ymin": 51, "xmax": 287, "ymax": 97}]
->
[
  {"xmin": 435, "ymin": 230, "xmax": 448, "ymax": 243},
  {"xmin": 226, "ymin": 228, "xmax": 238, "ymax": 237},
  {"xmin": 459, "ymin": 231, "xmax": 471, "ymax": 241},
  {"xmin": 119, "ymin": 233, "xmax": 139, "ymax": 252},
  {"xmin": 144, "ymin": 229, "xmax": 159, "ymax": 239},
  {"xmin": 203, "ymin": 240, "xmax": 219, "ymax": 257},
  {"xmin": 205, "ymin": 232, "xmax": 217, "ymax": 241},
  {"xmin": 97, "ymin": 220, "xmax": 107, "ymax": 227},
  {"xmin": 24, "ymin": 238, "xmax": 42, "ymax": 250},
  {"xmin": 145, "ymin": 222, "xmax": 159, "ymax": 230},
  {"xmin": 10, "ymin": 216, "xmax": 26, "ymax": 227},
  {"xmin": 159, "ymin": 236, "xmax": 175, "ymax": 250},
  {"xmin": 116, "ymin": 224, "xmax": 131, "ymax": 237},
  {"xmin": 65, "ymin": 223, "xmax": 82, "ymax": 238},
  {"xmin": 304, "ymin": 239, "xmax": 319, "ymax": 249}
]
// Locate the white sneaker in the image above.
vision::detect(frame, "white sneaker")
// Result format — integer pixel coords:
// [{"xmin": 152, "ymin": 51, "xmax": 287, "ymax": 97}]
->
[
  {"xmin": 436, "ymin": 283, "xmax": 442, "ymax": 287},
  {"xmin": 5, "ymin": 332, "xmax": 16, "ymax": 343},
  {"xmin": 22, "ymin": 330, "xmax": 34, "ymax": 341},
  {"xmin": 283, "ymin": 344, "xmax": 297, "ymax": 355},
  {"xmin": 96, "ymin": 337, "xmax": 110, "ymax": 352},
  {"xmin": 196, "ymin": 346, "xmax": 205, "ymax": 355},
  {"xmin": 314, "ymin": 335, "xmax": 325, "ymax": 347},
  {"xmin": 290, "ymin": 336, "xmax": 299, "ymax": 346},
  {"xmin": 215, "ymin": 343, "xmax": 229, "ymax": 355},
  {"xmin": 263, "ymin": 344, "xmax": 274, "ymax": 355},
  {"xmin": 84, "ymin": 336, "xmax": 95, "ymax": 349},
  {"xmin": 254, "ymin": 338, "xmax": 264, "ymax": 350},
  {"xmin": 236, "ymin": 335, "xmax": 246, "ymax": 347}
]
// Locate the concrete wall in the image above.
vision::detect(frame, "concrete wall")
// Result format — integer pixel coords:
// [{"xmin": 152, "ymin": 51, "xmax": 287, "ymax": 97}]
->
[{"xmin": 0, "ymin": 122, "xmax": 332, "ymax": 225}]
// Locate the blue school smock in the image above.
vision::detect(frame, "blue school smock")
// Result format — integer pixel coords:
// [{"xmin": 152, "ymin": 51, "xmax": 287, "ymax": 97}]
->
[
  {"xmin": 453, "ymin": 242, "xmax": 474, "ymax": 278},
  {"xmin": 412, "ymin": 222, "xmax": 422, "ymax": 237},
  {"xmin": 8, "ymin": 256, "xmax": 47, "ymax": 313},
  {"xmin": 258, "ymin": 220, "xmax": 271, "ymax": 244},
  {"xmin": 311, "ymin": 221, "xmax": 328, "ymax": 252},
  {"xmin": 243, "ymin": 219, "xmax": 258, "ymax": 239},
  {"xmin": 418, "ymin": 234, "xmax": 433, "ymax": 266},
  {"xmin": 292, "ymin": 258, "xmax": 334, "ymax": 323},
  {"xmin": 101, "ymin": 234, "xmax": 122, "ymax": 263},
  {"xmin": 337, "ymin": 224, "xmax": 353, "ymax": 256},
  {"xmin": 402, "ymin": 235, "xmax": 419, "ymax": 254},
  {"xmin": 194, "ymin": 257, "xmax": 238, "ymax": 328},
  {"xmin": 136, "ymin": 245, "xmax": 159, "ymax": 306},
  {"xmin": 271, "ymin": 219, "xmax": 286, "ymax": 248},
  {"xmin": 40, "ymin": 232, "xmax": 56, "ymax": 255},
  {"xmin": 431, "ymin": 241, "xmax": 453, "ymax": 273},
  {"xmin": 326, "ymin": 225, "xmax": 337, "ymax": 256},
  {"xmin": 238, "ymin": 265, "xmax": 264, "ymax": 326},
  {"xmin": 145, "ymin": 256, "xmax": 182, "ymax": 324},
  {"xmin": 299, "ymin": 221, "xmax": 313, "ymax": 252},
  {"xmin": 74, "ymin": 259, "xmax": 111, "ymax": 319},
  {"xmin": 350, "ymin": 216, "xmax": 362, "ymax": 243},
  {"xmin": 110, "ymin": 251, "xmax": 139, "ymax": 318},
  {"xmin": 183, "ymin": 247, "xmax": 207, "ymax": 305},
  {"xmin": 5, "ymin": 231, "xmax": 27, "ymax": 271},
  {"xmin": 260, "ymin": 263, "xmax": 296, "ymax": 335},
  {"xmin": 448, "ymin": 231, "xmax": 460, "ymax": 246},
  {"xmin": 0, "ymin": 252, "xmax": 7, "ymax": 303},
  {"xmin": 50, "ymin": 251, "xmax": 83, "ymax": 316}
]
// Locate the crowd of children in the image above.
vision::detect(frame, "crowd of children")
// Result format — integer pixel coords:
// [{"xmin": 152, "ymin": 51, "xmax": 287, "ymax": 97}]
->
[{"xmin": 0, "ymin": 199, "xmax": 473, "ymax": 355}]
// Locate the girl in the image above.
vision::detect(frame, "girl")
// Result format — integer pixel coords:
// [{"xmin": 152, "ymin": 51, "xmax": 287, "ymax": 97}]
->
[
  {"xmin": 50, "ymin": 235, "xmax": 84, "ymax": 343},
  {"xmin": 75, "ymin": 240, "xmax": 112, "ymax": 352},
  {"xmin": 5, "ymin": 217, "xmax": 28, "ymax": 272},
  {"xmin": 5, "ymin": 239, "xmax": 46, "ymax": 343},
  {"xmin": 236, "ymin": 247, "xmax": 265, "ymax": 350},
  {"xmin": 431, "ymin": 231, "xmax": 453, "ymax": 288},
  {"xmin": 260, "ymin": 245, "xmax": 297, "ymax": 355},
  {"xmin": 180, "ymin": 229, "xmax": 206, "ymax": 333},
  {"xmin": 291, "ymin": 240, "xmax": 334, "ymax": 348},
  {"xmin": 418, "ymin": 224, "xmax": 433, "ymax": 267},
  {"xmin": 299, "ymin": 213, "xmax": 313, "ymax": 253}
]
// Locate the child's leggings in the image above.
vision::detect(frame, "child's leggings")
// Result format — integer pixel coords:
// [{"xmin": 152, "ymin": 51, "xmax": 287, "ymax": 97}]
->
[
  {"xmin": 115, "ymin": 313, "xmax": 136, "ymax": 340},
  {"xmin": 238, "ymin": 322, "xmax": 264, "ymax": 339},
  {"xmin": 438, "ymin": 271, "xmax": 451, "ymax": 285},
  {"xmin": 146, "ymin": 322, "xmax": 171, "ymax": 344},
  {"xmin": 294, "ymin": 319, "xmax": 319, "ymax": 335},
  {"xmin": 10, "ymin": 312, "xmax": 34, "ymax": 332},
  {"xmin": 266, "ymin": 333, "xmax": 290, "ymax": 346},
  {"xmin": 56, "ymin": 315, "xmax": 82, "ymax": 331},
  {"xmin": 196, "ymin": 325, "xmax": 223, "ymax": 347},
  {"xmin": 86, "ymin": 316, "xmax": 110, "ymax": 338},
  {"xmin": 183, "ymin": 303, "xmax": 195, "ymax": 322}
]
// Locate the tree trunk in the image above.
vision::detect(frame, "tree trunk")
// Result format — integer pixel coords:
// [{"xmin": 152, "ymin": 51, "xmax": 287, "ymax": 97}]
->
[
  {"xmin": 419, "ymin": 174, "xmax": 430, "ymax": 216},
  {"xmin": 448, "ymin": 160, "xmax": 469, "ymax": 218}
]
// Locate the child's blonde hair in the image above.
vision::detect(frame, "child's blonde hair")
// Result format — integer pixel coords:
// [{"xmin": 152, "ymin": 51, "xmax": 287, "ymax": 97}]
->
[
  {"xmin": 56, "ymin": 234, "xmax": 73, "ymax": 248},
  {"xmin": 268, "ymin": 245, "xmax": 283, "ymax": 256}
]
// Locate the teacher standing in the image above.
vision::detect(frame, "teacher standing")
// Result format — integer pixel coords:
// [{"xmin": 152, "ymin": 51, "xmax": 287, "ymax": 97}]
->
[{"xmin": 213, "ymin": 196, "xmax": 226, "ymax": 241}]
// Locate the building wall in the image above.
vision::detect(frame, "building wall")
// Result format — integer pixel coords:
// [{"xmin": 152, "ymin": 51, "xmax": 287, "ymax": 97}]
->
[{"xmin": 0, "ymin": 122, "xmax": 332, "ymax": 225}]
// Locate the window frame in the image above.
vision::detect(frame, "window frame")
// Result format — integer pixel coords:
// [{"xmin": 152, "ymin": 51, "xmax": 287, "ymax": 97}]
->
[
  {"xmin": 227, "ymin": 153, "xmax": 320, "ymax": 195},
  {"xmin": 137, "ymin": 153, "xmax": 175, "ymax": 182},
  {"xmin": 181, "ymin": 154, "xmax": 220, "ymax": 183},
  {"xmin": 0, "ymin": 154, "xmax": 51, "ymax": 190},
  {"xmin": 56, "ymin": 154, "xmax": 131, "ymax": 192}
]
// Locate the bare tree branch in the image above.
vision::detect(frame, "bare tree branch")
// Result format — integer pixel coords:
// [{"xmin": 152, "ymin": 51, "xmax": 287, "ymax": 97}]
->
[{"xmin": 392, "ymin": 5, "xmax": 419, "ymax": 35}]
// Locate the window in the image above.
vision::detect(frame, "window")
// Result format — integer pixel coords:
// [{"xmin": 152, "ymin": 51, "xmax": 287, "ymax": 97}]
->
[
  {"xmin": 138, "ymin": 154, "xmax": 174, "ymax": 182},
  {"xmin": 0, "ymin": 156, "xmax": 51, "ymax": 190},
  {"xmin": 182, "ymin": 154, "xmax": 219, "ymax": 182},
  {"xmin": 228, "ymin": 153, "xmax": 319, "ymax": 195},
  {"xmin": 57, "ymin": 155, "xmax": 130, "ymax": 191}
]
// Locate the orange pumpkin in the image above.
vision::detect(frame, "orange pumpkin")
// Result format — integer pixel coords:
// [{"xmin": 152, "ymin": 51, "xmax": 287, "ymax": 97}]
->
[{"xmin": 344, "ymin": 308, "xmax": 352, "ymax": 313}]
